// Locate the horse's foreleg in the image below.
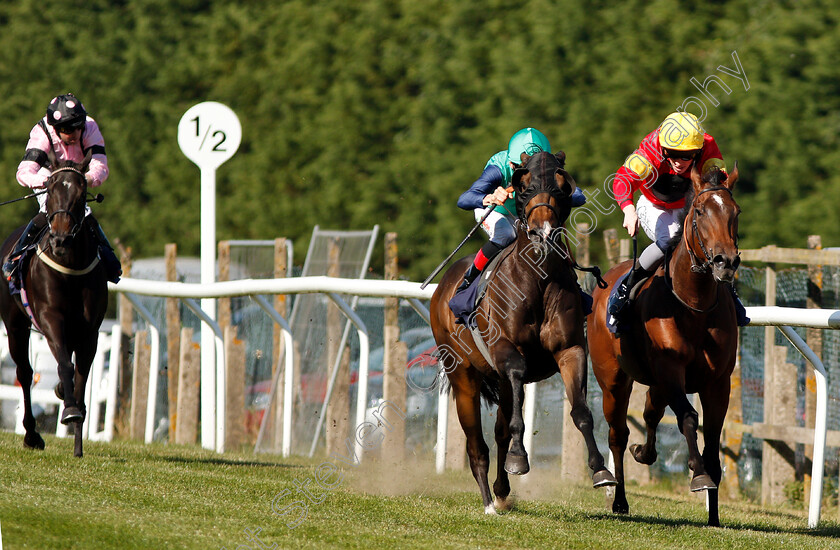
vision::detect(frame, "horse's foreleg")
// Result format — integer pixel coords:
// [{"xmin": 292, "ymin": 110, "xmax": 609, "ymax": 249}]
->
[
  {"xmin": 699, "ymin": 381, "xmax": 730, "ymax": 527},
  {"xmin": 500, "ymin": 352, "xmax": 529, "ymax": 476},
  {"xmin": 8, "ymin": 327, "xmax": 44, "ymax": 450},
  {"xmin": 630, "ymin": 387, "xmax": 667, "ymax": 465},
  {"xmin": 662, "ymin": 377, "xmax": 714, "ymax": 492},
  {"xmin": 600, "ymin": 375, "xmax": 632, "ymax": 514},
  {"xmin": 493, "ymin": 385, "xmax": 513, "ymax": 511},
  {"xmin": 557, "ymin": 346, "xmax": 615, "ymax": 486},
  {"xmin": 71, "ymin": 348, "xmax": 97, "ymax": 458},
  {"xmin": 451, "ymin": 375, "xmax": 494, "ymax": 514}
]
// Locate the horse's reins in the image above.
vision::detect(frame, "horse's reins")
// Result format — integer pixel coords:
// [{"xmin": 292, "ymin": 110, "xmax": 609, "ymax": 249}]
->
[{"xmin": 666, "ymin": 185, "xmax": 735, "ymax": 313}]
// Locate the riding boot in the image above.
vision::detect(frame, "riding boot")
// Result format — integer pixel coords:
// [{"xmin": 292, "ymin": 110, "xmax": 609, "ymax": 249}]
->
[
  {"xmin": 608, "ymin": 264, "xmax": 654, "ymax": 318},
  {"xmin": 729, "ymin": 285, "xmax": 750, "ymax": 327},
  {"xmin": 456, "ymin": 241, "xmax": 504, "ymax": 293},
  {"xmin": 455, "ymin": 264, "xmax": 480, "ymax": 293},
  {"xmin": 88, "ymin": 217, "xmax": 122, "ymax": 283},
  {"xmin": 3, "ymin": 215, "xmax": 46, "ymax": 282}
]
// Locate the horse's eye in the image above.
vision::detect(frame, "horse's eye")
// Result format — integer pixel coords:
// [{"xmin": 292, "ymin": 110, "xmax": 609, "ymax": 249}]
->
[{"xmin": 695, "ymin": 207, "xmax": 703, "ymax": 217}]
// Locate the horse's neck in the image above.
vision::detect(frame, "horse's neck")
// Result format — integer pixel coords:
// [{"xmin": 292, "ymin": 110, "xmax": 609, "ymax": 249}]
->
[
  {"xmin": 510, "ymin": 232, "xmax": 573, "ymax": 291},
  {"xmin": 669, "ymin": 242, "xmax": 718, "ymax": 310},
  {"xmin": 38, "ymin": 230, "xmax": 97, "ymax": 269}
]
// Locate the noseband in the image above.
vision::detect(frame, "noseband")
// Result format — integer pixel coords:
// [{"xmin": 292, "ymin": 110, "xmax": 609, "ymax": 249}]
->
[
  {"xmin": 47, "ymin": 167, "xmax": 86, "ymax": 238},
  {"xmin": 684, "ymin": 186, "xmax": 736, "ymax": 274}
]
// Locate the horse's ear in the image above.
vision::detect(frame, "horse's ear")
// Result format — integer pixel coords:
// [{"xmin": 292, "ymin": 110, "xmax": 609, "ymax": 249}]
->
[
  {"xmin": 512, "ymin": 167, "xmax": 530, "ymax": 193},
  {"xmin": 690, "ymin": 161, "xmax": 703, "ymax": 194},
  {"xmin": 47, "ymin": 148, "xmax": 58, "ymax": 171},
  {"xmin": 81, "ymin": 149, "xmax": 93, "ymax": 172},
  {"xmin": 555, "ymin": 168, "xmax": 576, "ymax": 197},
  {"xmin": 554, "ymin": 150, "xmax": 566, "ymax": 168},
  {"xmin": 724, "ymin": 161, "xmax": 739, "ymax": 190}
]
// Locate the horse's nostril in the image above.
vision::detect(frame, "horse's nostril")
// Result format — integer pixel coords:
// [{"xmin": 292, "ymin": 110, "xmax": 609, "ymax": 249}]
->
[{"xmin": 713, "ymin": 255, "xmax": 727, "ymax": 267}]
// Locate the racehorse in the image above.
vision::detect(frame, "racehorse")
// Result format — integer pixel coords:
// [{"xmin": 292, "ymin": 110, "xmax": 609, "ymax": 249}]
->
[
  {"xmin": 0, "ymin": 149, "xmax": 109, "ymax": 457},
  {"xmin": 588, "ymin": 164, "xmax": 740, "ymax": 526},
  {"xmin": 430, "ymin": 151, "xmax": 615, "ymax": 514}
]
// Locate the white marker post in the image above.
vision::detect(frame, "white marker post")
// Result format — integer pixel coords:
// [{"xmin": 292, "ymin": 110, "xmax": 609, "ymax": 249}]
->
[{"xmin": 178, "ymin": 102, "xmax": 241, "ymax": 451}]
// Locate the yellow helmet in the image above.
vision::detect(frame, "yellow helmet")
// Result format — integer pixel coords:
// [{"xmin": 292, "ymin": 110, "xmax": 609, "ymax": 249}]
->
[{"xmin": 657, "ymin": 112, "xmax": 704, "ymax": 151}]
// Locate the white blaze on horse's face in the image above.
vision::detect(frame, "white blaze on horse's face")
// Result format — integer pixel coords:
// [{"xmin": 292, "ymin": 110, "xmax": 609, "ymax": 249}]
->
[
  {"xmin": 538, "ymin": 220, "xmax": 552, "ymax": 241},
  {"xmin": 62, "ymin": 178, "xmax": 72, "ymax": 190}
]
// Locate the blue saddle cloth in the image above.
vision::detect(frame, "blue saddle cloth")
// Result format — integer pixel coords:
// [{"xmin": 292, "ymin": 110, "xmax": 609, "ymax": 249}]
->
[{"xmin": 449, "ymin": 257, "xmax": 594, "ymax": 328}]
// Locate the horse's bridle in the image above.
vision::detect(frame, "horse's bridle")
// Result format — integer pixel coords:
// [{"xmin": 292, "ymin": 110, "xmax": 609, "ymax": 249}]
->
[
  {"xmin": 683, "ymin": 185, "xmax": 736, "ymax": 274},
  {"xmin": 46, "ymin": 166, "xmax": 86, "ymax": 238}
]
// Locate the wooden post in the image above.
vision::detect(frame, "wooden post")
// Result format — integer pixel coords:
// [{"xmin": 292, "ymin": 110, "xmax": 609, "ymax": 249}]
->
[
  {"xmin": 805, "ymin": 235, "xmax": 822, "ymax": 503},
  {"xmin": 604, "ymin": 228, "xmax": 620, "ymax": 267},
  {"xmin": 762, "ymin": 345, "xmax": 797, "ymax": 506},
  {"xmin": 225, "ymin": 326, "xmax": 246, "ymax": 450},
  {"xmin": 115, "ymin": 241, "xmax": 133, "ymax": 438},
  {"xmin": 165, "ymin": 244, "xmax": 180, "ymax": 441},
  {"xmin": 129, "ymin": 330, "xmax": 150, "ymax": 441},
  {"xmin": 269, "ymin": 238, "xmax": 288, "ymax": 447},
  {"xmin": 619, "ymin": 238, "xmax": 631, "ymax": 264},
  {"xmin": 761, "ymin": 258, "xmax": 781, "ymax": 505},
  {"xmin": 382, "ymin": 232, "xmax": 407, "ymax": 464},
  {"xmin": 175, "ymin": 328, "xmax": 200, "ymax": 445},
  {"xmin": 217, "ymin": 241, "xmax": 231, "ymax": 331},
  {"xmin": 326, "ymin": 238, "xmax": 350, "ymax": 455}
]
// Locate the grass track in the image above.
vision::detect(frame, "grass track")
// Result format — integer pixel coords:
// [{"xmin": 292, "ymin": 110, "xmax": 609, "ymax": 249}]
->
[{"xmin": 0, "ymin": 431, "xmax": 838, "ymax": 549}]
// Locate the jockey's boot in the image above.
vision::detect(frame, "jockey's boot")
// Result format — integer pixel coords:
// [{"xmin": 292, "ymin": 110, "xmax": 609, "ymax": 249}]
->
[
  {"xmin": 730, "ymin": 285, "xmax": 750, "ymax": 327},
  {"xmin": 608, "ymin": 264, "xmax": 654, "ymax": 318},
  {"xmin": 3, "ymin": 216, "xmax": 45, "ymax": 282},
  {"xmin": 89, "ymin": 217, "xmax": 122, "ymax": 283},
  {"xmin": 455, "ymin": 264, "xmax": 481, "ymax": 293}
]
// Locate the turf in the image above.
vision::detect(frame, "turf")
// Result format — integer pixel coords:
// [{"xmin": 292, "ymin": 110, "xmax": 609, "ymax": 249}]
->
[{"xmin": 0, "ymin": 431, "xmax": 838, "ymax": 549}]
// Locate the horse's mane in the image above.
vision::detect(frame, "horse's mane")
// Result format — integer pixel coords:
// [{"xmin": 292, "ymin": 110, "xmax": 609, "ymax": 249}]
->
[{"xmin": 663, "ymin": 166, "xmax": 727, "ymax": 252}]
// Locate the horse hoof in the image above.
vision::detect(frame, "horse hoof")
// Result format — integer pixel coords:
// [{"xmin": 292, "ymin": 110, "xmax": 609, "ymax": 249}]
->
[
  {"xmin": 612, "ymin": 500, "xmax": 629, "ymax": 514},
  {"xmin": 54, "ymin": 382, "xmax": 64, "ymax": 400},
  {"xmin": 592, "ymin": 469, "xmax": 618, "ymax": 488},
  {"xmin": 690, "ymin": 474, "xmax": 717, "ymax": 492},
  {"xmin": 61, "ymin": 406, "xmax": 83, "ymax": 425},
  {"xmin": 23, "ymin": 432, "xmax": 45, "ymax": 450},
  {"xmin": 484, "ymin": 504, "xmax": 498, "ymax": 515},
  {"xmin": 504, "ymin": 454, "xmax": 530, "ymax": 475},
  {"xmin": 630, "ymin": 443, "xmax": 656, "ymax": 465},
  {"xmin": 494, "ymin": 495, "xmax": 514, "ymax": 512}
]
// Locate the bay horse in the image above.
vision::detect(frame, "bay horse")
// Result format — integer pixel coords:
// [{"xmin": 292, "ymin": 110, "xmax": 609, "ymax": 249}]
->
[
  {"xmin": 588, "ymin": 164, "xmax": 740, "ymax": 526},
  {"xmin": 430, "ymin": 151, "xmax": 615, "ymax": 514},
  {"xmin": 0, "ymin": 149, "xmax": 109, "ymax": 457}
]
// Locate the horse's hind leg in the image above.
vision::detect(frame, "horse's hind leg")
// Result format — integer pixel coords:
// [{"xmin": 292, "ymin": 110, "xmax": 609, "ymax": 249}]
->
[
  {"xmin": 699, "ymin": 381, "xmax": 730, "ymax": 527},
  {"xmin": 7, "ymin": 325, "xmax": 44, "ymax": 450},
  {"xmin": 630, "ymin": 386, "xmax": 668, "ymax": 465},
  {"xmin": 557, "ymin": 346, "xmax": 615, "ymax": 486},
  {"xmin": 450, "ymin": 372, "xmax": 495, "ymax": 514}
]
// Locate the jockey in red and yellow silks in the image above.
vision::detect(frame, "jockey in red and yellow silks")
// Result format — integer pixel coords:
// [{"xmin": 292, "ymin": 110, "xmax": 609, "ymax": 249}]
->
[{"xmin": 607, "ymin": 111, "xmax": 748, "ymax": 326}]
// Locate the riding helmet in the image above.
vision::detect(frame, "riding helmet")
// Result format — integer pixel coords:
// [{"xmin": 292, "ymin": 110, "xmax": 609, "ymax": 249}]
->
[
  {"xmin": 46, "ymin": 93, "xmax": 87, "ymax": 128},
  {"xmin": 507, "ymin": 128, "xmax": 550, "ymax": 165},
  {"xmin": 658, "ymin": 111, "xmax": 704, "ymax": 151}
]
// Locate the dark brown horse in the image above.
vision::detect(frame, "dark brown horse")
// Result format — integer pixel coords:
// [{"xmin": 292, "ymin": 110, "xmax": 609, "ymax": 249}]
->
[
  {"xmin": 588, "ymin": 164, "xmax": 740, "ymax": 526},
  {"xmin": 0, "ymin": 150, "xmax": 108, "ymax": 457},
  {"xmin": 431, "ymin": 151, "xmax": 615, "ymax": 514}
]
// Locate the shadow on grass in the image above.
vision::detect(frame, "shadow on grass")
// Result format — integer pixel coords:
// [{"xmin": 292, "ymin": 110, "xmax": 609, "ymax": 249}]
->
[{"xmin": 158, "ymin": 455, "xmax": 306, "ymax": 469}]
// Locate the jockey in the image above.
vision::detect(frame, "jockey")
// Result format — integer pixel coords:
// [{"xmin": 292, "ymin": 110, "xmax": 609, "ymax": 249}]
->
[
  {"xmin": 607, "ymin": 111, "xmax": 748, "ymax": 325},
  {"xmin": 455, "ymin": 127, "xmax": 586, "ymax": 292},
  {"xmin": 5, "ymin": 93, "xmax": 121, "ymax": 284}
]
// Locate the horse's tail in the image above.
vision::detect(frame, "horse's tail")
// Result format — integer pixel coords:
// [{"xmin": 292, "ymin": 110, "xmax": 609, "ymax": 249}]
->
[{"xmin": 479, "ymin": 376, "xmax": 501, "ymax": 406}]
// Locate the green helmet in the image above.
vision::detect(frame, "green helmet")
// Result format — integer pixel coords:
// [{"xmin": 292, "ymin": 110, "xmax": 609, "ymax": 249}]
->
[{"xmin": 507, "ymin": 128, "xmax": 550, "ymax": 165}]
